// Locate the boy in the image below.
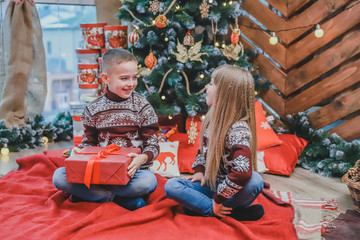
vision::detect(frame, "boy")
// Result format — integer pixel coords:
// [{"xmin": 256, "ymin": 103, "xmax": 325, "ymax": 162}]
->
[{"xmin": 53, "ymin": 48, "xmax": 159, "ymax": 210}]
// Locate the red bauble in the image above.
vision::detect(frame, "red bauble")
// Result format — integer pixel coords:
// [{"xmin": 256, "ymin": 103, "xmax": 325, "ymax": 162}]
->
[
  {"xmin": 145, "ymin": 52, "xmax": 157, "ymax": 70},
  {"xmin": 128, "ymin": 31, "xmax": 139, "ymax": 44},
  {"xmin": 155, "ymin": 15, "xmax": 168, "ymax": 28}
]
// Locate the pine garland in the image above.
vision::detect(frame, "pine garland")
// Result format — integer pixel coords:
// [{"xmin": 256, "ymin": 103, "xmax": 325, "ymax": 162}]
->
[
  {"xmin": 0, "ymin": 112, "xmax": 73, "ymax": 153},
  {"xmin": 278, "ymin": 112, "xmax": 360, "ymax": 178}
]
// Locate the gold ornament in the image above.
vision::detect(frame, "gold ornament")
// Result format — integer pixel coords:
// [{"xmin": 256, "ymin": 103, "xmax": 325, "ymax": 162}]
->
[
  {"xmin": 199, "ymin": 0, "xmax": 210, "ymax": 18},
  {"xmin": 220, "ymin": 43, "xmax": 244, "ymax": 61},
  {"xmin": 171, "ymin": 39, "xmax": 208, "ymax": 63},
  {"xmin": 149, "ymin": 0, "xmax": 162, "ymax": 15},
  {"xmin": 187, "ymin": 119, "xmax": 198, "ymax": 145},
  {"xmin": 155, "ymin": 14, "xmax": 168, "ymax": 28}
]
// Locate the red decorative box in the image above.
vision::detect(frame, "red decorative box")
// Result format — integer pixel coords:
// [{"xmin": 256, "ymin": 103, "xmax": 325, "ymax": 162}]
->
[{"xmin": 65, "ymin": 144, "xmax": 140, "ymax": 188}]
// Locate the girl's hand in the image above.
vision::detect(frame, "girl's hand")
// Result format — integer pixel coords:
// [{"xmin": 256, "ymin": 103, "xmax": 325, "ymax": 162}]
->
[
  {"xmin": 127, "ymin": 153, "xmax": 148, "ymax": 178},
  {"xmin": 185, "ymin": 172, "xmax": 205, "ymax": 186},
  {"xmin": 212, "ymin": 200, "xmax": 232, "ymax": 218}
]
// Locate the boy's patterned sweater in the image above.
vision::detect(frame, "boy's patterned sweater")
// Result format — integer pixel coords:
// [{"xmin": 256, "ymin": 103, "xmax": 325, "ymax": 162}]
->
[
  {"xmin": 79, "ymin": 90, "xmax": 159, "ymax": 169},
  {"xmin": 192, "ymin": 121, "xmax": 253, "ymax": 204}
]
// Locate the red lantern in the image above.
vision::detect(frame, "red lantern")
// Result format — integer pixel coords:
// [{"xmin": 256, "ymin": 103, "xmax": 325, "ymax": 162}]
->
[
  {"xmin": 231, "ymin": 28, "xmax": 241, "ymax": 44},
  {"xmin": 128, "ymin": 31, "xmax": 139, "ymax": 44},
  {"xmin": 155, "ymin": 14, "xmax": 168, "ymax": 28},
  {"xmin": 145, "ymin": 52, "xmax": 157, "ymax": 70}
]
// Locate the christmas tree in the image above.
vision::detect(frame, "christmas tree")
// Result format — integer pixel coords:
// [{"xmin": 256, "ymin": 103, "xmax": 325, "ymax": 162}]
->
[{"xmin": 117, "ymin": 0, "xmax": 263, "ymax": 123}]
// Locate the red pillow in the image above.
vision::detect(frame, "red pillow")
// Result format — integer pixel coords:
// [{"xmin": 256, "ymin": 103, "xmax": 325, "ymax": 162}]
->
[
  {"xmin": 255, "ymin": 101, "xmax": 282, "ymax": 150},
  {"xmin": 168, "ymin": 133, "xmax": 199, "ymax": 174},
  {"xmin": 262, "ymin": 134, "xmax": 308, "ymax": 176}
]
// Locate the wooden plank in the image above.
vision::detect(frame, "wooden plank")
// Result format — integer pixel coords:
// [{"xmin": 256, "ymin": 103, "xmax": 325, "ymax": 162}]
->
[
  {"xmin": 259, "ymin": 82, "xmax": 286, "ymax": 119},
  {"xmin": 285, "ymin": 0, "xmax": 351, "ymax": 44},
  {"xmin": 286, "ymin": 29, "xmax": 360, "ymax": 95},
  {"xmin": 265, "ymin": 0, "xmax": 288, "ymax": 17},
  {"xmin": 256, "ymin": 54, "xmax": 287, "ymax": 94},
  {"xmin": 240, "ymin": 16, "xmax": 288, "ymax": 69},
  {"xmin": 242, "ymin": 0, "xmax": 288, "ymax": 44},
  {"xmin": 286, "ymin": 58, "xmax": 360, "ymax": 113},
  {"xmin": 287, "ymin": 0, "xmax": 312, "ymax": 16},
  {"xmin": 309, "ymin": 87, "xmax": 360, "ymax": 129},
  {"xmin": 286, "ymin": 2, "xmax": 360, "ymax": 68},
  {"xmin": 329, "ymin": 115, "xmax": 360, "ymax": 141}
]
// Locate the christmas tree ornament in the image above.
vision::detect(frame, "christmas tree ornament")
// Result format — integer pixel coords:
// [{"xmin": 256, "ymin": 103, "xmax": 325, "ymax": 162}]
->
[
  {"xmin": 199, "ymin": 0, "xmax": 210, "ymax": 18},
  {"xmin": 145, "ymin": 52, "xmax": 158, "ymax": 70},
  {"xmin": 155, "ymin": 14, "xmax": 168, "ymax": 28},
  {"xmin": 183, "ymin": 30, "xmax": 194, "ymax": 46},
  {"xmin": 171, "ymin": 39, "xmax": 208, "ymax": 63},
  {"xmin": 128, "ymin": 30, "xmax": 139, "ymax": 44},
  {"xmin": 41, "ymin": 136, "xmax": 49, "ymax": 144},
  {"xmin": 220, "ymin": 43, "xmax": 244, "ymax": 61},
  {"xmin": 149, "ymin": 0, "xmax": 162, "ymax": 15},
  {"xmin": 187, "ymin": 118, "xmax": 198, "ymax": 145},
  {"xmin": 231, "ymin": 28, "xmax": 241, "ymax": 44}
]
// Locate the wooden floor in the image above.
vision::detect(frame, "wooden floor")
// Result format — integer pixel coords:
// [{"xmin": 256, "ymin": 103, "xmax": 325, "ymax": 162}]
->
[{"xmin": 0, "ymin": 141, "xmax": 354, "ymax": 213}]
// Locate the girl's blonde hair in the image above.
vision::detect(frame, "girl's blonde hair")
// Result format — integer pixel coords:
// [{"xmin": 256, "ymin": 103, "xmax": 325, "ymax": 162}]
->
[{"xmin": 200, "ymin": 65, "xmax": 257, "ymax": 190}]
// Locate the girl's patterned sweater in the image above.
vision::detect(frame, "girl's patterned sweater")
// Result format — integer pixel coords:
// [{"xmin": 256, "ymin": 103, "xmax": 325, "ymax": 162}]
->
[{"xmin": 192, "ymin": 121, "xmax": 253, "ymax": 204}]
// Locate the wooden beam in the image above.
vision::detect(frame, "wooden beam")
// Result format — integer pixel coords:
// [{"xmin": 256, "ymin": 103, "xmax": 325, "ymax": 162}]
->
[
  {"xmin": 286, "ymin": 2, "xmax": 360, "ymax": 68},
  {"xmin": 265, "ymin": 0, "xmax": 288, "ymax": 18},
  {"xmin": 256, "ymin": 54, "xmax": 287, "ymax": 94},
  {"xmin": 309, "ymin": 87, "xmax": 360, "ymax": 129},
  {"xmin": 259, "ymin": 84, "xmax": 286, "ymax": 119},
  {"xmin": 329, "ymin": 115, "xmax": 360, "ymax": 141},
  {"xmin": 286, "ymin": 29, "xmax": 360, "ymax": 95},
  {"xmin": 240, "ymin": 16, "xmax": 287, "ymax": 69},
  {"xmin": 242, "ymin": 0, "xmax": 288, "ymax": 44},
  {"xmin": 286, "ymin": 58, "xmax": 360, "ymax": 113},
  {"xmin": 285, "ymin": 0, "xmax": 351, "ymax": 44},
  {"xmin": 287, "ymin": 0, "xmax": 312, "ymax": 17}
]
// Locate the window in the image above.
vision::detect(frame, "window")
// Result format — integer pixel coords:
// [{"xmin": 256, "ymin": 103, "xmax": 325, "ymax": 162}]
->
[{"xmin": 34, "ymin": 1, "xmax": 96, "ymax": 120}]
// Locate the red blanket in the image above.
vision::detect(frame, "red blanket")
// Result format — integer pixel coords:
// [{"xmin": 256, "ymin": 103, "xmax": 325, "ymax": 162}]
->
[{"xmin": 0, "ymin": 149, "xmax": 297, "ymax": 240}]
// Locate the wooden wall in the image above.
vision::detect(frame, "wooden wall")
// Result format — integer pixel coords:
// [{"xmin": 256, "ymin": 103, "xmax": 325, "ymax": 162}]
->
[{"xmin": 240, "ymin": 0, "xmax": 360, "ymax": 141}]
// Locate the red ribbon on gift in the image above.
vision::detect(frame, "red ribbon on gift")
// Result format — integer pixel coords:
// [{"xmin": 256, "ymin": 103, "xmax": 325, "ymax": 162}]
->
[{"xmin": 77, "ymin": 144, "xmax": 129, "ymax": 188}]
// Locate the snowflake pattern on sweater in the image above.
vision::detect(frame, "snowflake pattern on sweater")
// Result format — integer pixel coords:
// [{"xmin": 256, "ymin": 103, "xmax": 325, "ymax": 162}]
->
[
  {"xmin": 78, "ymin": 90, "xmax": 159, "ymax": 168},
  {"xmin": 192, "ymin": 121, "xmax": 253, "ymax": 204}
]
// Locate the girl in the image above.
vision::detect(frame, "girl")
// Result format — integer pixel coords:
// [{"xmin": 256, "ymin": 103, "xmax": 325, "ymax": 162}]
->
[{"xmin": 164, "ymin": 65, "xmax": 264, "ymax": 220}]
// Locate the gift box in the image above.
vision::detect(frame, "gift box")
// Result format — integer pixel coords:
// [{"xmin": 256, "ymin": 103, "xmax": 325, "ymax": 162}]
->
[{"xmin": 65, "ymin": 144, "xmax": 141, "ymax": 188}]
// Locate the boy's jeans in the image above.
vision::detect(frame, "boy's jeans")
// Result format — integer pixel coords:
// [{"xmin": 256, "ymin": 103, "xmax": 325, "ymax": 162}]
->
[
  {"xmin": 164, "ymin": 171, "xmax": 263, "ymax": 216},
  {"xmin": 53, "ymin": 167, "xmax": 157, "ymax": 202}
]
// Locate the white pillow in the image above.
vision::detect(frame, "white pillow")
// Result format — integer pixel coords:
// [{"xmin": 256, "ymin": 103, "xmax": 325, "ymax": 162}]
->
[
  {"xmin": 150, "ymin": 141, "xmax": 180, "ymax": 178},
  {"xmin": 256, "ymin": 151, "xmax": 269, "ymax": 173}
]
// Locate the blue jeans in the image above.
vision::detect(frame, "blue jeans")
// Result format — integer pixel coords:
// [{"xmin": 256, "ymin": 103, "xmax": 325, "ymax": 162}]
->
[
  {"xmin": 52, "ymin": 167, "xmax": 157, "ymax": 202},
  {"xmin": 164, "ymin": 171, "xmax": 263, "ymax": 216}
]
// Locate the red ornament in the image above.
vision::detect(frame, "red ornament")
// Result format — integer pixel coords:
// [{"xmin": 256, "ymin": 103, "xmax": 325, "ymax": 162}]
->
[
  {"xmin": 128, "ymin": 31, "xmax": 139, "ymax": 44},
  {"xmin": 231, "ymin": 28, "xmax": 241, "ymax": 44},
  {"xmin": 155, "ymin": 14, "xmax": 168, "ymax": 28},
  {"xmin": 145, "ymin": 52, "xmax": 157, "ymax": 70}
]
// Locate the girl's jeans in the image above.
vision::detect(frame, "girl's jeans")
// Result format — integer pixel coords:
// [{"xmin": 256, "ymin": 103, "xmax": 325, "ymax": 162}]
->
[
  {"xmin": 52, "ymin": 167, "xmax": 157, "ymax": 202},
  {"xmin": 164, "ymin": 171, "xmax": 263, "ymax": 216}
]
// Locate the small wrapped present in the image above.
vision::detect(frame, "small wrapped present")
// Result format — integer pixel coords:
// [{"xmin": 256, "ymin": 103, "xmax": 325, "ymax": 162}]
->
[{"xmin": 65, "ymin": 144, "xmax": 140, "ymax": 188}]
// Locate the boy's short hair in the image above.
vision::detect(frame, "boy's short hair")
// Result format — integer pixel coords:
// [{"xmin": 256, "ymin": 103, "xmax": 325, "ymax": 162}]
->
[{"xmin": 102, "ymin": 48, "xmax": 137, "ymax": 72}]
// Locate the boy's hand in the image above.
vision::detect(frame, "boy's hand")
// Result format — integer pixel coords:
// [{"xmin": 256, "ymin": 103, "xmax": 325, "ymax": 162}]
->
[
  {"xmin": 185, "ymin": 172, "xmax": 205, "ymax": 186},
  {"xmin": 212, "ymin": 200, "xmax": 232, "ymax": 218},
  {"xmin": 127, "ymin": 153, "xmax": 148, "ymax": 178}
]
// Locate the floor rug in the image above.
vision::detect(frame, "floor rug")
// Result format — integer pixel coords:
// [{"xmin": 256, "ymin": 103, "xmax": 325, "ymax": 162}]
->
[{"xmin": 0, "ymin": 149, "xmax": 298, "ymax": 240}]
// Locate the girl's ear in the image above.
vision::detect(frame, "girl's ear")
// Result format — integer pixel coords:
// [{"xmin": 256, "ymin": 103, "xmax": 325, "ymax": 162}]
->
[{"xmin": 101, "ymin": 73, "xmax": 109, "ymax": 84}]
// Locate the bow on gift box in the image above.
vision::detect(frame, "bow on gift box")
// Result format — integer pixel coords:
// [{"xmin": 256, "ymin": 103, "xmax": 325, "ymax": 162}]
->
[{"xmin": 76, "ymin": 144, "xmax": 130, "ymax": 188}]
